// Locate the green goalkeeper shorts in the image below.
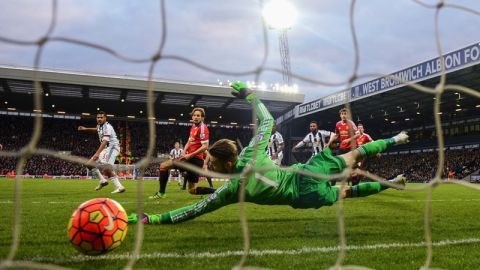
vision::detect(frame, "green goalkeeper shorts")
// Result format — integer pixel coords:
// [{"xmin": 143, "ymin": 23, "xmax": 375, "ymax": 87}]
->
[{"xmin": 292, "ymin": 148, "xmax": 346, "ymax": 209}]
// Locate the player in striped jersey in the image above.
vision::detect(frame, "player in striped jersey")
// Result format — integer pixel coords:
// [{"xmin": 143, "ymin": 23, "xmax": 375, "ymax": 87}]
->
[
  {"xmin": 267, "ymin": 121, "xmax": 284, "ymax": 166},
  {"xmin": 292, "ymin": 121, "xmax": 333, "ymax": 156},
  {"xmin": 169, "ymin": 141, "xmax": 184, "ymax": 159},
  {"xmin": 169, "ymin": 141, "xmax": 184, "ymax": 184},
  {"xmin": 78, "ymin": 111, "xmax": 125, "ymax": 193}
]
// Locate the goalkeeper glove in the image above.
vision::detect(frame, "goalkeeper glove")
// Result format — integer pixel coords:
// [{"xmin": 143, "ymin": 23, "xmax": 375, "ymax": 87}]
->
[{"xmin": 230, "ymin": 81, "xmax": 255, "ymax": 102}]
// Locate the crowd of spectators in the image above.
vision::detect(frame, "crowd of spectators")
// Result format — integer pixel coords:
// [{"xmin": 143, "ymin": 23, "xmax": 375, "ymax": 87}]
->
[
  {"xmin": 365, "ymin": 149, "xmax": 480, "ymax": 182},
  {"xmin": 0, "ymin": 115, "xmax": 478, "ymax": 180},
  {"xmin": 0, "ymin": 115, "xmax": 252, "ymax": 176}
]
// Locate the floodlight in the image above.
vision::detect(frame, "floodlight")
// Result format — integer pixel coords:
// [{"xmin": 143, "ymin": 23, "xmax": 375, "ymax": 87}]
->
[{"xmin": 262, "ymin": 0, "xmax": 298, "ymax": 29}]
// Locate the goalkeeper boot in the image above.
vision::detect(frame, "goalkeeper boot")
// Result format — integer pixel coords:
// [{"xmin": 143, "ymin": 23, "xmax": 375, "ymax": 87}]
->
[
  {"xmin": 94, "ymin": 181, "xmax": 108, "ymax": 191},
  {"xmin": 148, "ymin": 192, "xmax": 166, "ymax": 199},
  {"xmin": 392, "ymin": 131, "xmax": 409, "ymax": 145},
  {"xmin": 389, "ymin": 174, "xmax": 407, "ymax": 190},
  {"xmin": 127, "ymin": 213, "xmax": 138, "ymax": 224},
  {"xmin": 127, "ymin": 213, "xmax": 150, "ymax": 224},
  {"xmin": 141, "ymin": 213, "xmax": 150, "ymax": 224}
]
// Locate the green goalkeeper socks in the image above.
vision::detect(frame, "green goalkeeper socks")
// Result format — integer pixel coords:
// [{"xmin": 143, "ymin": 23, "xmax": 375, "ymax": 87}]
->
[
  {"xmin": 350, "ymin": 182, "xmax": 388, "ymax": 197},
  {"xmin": 357, "ymin": 138, "xmax": 395, "ymax": 158},
  {"xmin": 146, "ymin": 213, "xmax": 171, "ymax": 224}
]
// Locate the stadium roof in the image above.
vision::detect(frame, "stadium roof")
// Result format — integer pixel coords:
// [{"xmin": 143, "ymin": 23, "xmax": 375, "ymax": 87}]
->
[
  {"xmin": 281, "ymin": 42, "xmax": 480, "ymax": 134},
  {"xmin": 0, "ymin": 66, "xmax": 304, "ymax": 125}
]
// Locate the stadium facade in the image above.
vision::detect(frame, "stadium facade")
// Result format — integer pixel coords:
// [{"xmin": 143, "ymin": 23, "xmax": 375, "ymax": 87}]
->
[{"xmin": 279, "ymin": 41, "xmax": 480, "ymax": 164}]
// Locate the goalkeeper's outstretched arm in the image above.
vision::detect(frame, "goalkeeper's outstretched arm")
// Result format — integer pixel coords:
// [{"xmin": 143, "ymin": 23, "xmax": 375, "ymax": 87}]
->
[{"xmin": 230, "ymin": 82, "xmax": 274, "ymax": 161}]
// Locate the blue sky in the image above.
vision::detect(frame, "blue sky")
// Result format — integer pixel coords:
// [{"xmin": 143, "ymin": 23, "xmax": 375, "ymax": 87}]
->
[{"xmin": 0, "ymin": 0, "xmax": 479, "ymax": 101}]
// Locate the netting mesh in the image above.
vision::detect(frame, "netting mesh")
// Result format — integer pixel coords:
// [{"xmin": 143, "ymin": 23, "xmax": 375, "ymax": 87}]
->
[{"xmin": 1, "ymin": 1, "xmax": 480, "ymax": 269}]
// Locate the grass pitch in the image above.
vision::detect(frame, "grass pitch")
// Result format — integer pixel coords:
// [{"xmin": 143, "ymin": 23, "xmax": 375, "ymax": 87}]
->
[{"xmin": 1, "ymin": 178, "xmax": 480, "ymax": 270}]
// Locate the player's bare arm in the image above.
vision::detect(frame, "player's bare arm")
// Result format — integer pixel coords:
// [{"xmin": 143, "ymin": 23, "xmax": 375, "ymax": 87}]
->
[
  {"xmin": 272, "ymin": 142, "xmax": 284, "ymax": 159},
  {"xmin": 92, "ymin": 140, "xmax": 108, "ymax": 161},
  {"xmin": 325, "ymin": 133, "xmax": 338, "ymax": 148},
  {"xmin": 181, "ymin": 141, "xmax": 208, "ymax": 161},
  {"xmin": 342, "ymin": 133, "xmax": 361, "ymax": 145},
  {"xmin": 78, "ymin": 126, "xmax": 97, "ymax": 132},
  {"xmin": 182, "ymin": 141, "xmax": 191, "ymax": 157},
  {"xmin": 203, "ymin": 151, "xmax": 211, "ymax": 170},
  {"xmin": 292, "ymin": 140, "xmax": 305, "ymax": 152}
]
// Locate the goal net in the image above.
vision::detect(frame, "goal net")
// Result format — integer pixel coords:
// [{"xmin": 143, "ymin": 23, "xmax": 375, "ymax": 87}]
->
[{"xmin": 1, "ymin": 1, "xmax": 480, "ymax": 270}]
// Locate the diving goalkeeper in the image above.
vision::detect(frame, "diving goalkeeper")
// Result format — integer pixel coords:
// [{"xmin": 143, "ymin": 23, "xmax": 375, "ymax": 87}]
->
[{"xmin": 128, "ymin": 82, "xmax": 408, "ymax": 225}]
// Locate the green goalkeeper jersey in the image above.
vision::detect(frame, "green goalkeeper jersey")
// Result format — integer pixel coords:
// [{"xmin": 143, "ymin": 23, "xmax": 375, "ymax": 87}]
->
[
  {"xmin": 232, "ymin": 98, "xmax": 300, "ymax": 206},
  {"xmin": 154, "ymin": 97, "xmax": 342, "ymax": 224},
  {"xmin": 139, "ymin": 89, "xmax": 401, "ymax": 225}
]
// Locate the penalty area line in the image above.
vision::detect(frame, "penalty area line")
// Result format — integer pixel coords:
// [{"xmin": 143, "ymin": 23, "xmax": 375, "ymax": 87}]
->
[{"xmin": 28, "ymin": 238, "xmax": 480, "ymax": 264}]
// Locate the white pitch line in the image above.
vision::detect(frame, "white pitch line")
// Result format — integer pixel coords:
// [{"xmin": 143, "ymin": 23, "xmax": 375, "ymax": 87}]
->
[{"xmin": 26, "ymin": 238, "xmax": 480, "ymax": 264}]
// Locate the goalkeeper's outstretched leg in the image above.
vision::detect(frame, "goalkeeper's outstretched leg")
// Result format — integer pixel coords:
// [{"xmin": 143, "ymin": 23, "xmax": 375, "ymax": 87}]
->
[{"xmin": 336, "ymin": 131, "xmax": 409, "ymax": 199}]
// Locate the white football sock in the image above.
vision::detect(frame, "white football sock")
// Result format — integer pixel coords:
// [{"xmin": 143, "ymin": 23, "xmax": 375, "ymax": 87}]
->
[
  {"xmin": 109, "ymin": 176, "xmax": 123, "ymax": 189},
  {"xmin": 92, "ymin": 168, "xmax": 107, "ymax": 182}
]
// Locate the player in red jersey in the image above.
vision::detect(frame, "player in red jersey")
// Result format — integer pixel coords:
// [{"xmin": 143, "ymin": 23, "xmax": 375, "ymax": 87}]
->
[
  {"xmin": 181, "ymin": 107, "xmax": 214, "ymax": 190},
  {"xmin": 356, "ymin": 123, "xmax": 373, "ymax": 147},
  {"xmin": 327, "ymin": 108, "xmax": 360, "ymax": 154},
  {"xmin": 150, "ymin": 107, "xmax": 215, "ymax": 199},
  {"xmin": 350, "ymin": 123, "xmax": 375, "ymax": 185}
]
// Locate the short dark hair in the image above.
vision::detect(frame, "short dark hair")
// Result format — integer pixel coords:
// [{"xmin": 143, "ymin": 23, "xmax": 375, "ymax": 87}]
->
[
  {"xmin": 339, "ymin": 108, "xmax": 348, "ymax": 114},
  {"xmin": 97, "ymin": 111, "xmax": 106, "ymax": 116},
  {"xmin": 209, "ymin": 139, "xmax": 237, "ymax": 162},
  {"xmin": 310, "ymin": 121, "xmax": 318, "ymax": 126}
]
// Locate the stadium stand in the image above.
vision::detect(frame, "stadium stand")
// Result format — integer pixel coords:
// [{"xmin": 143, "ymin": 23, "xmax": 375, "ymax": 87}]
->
[
  {"xmin": 366, "ymin": 149, "xmax": 480, "ymax": 183},
  {"xmin": 0, "ymin": 114, "xmax": 252, "ymax": 177},
  {"xmin": 1, "ymin": 113, "xmax": 478, "ymax": 181}
]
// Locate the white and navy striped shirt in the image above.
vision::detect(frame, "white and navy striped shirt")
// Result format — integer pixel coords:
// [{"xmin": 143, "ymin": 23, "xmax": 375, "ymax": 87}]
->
[
  {"xmin": 298, "ymin": 130, "xmax": 332, "ymax": 156},
  {"xmin": 170, "ymin": 148, "xmax": 184, "ymax": 159},
  {"xmin": 96, "ymin": 122, "xmax": 119, "ymax": 149},
  {"xmin": 267, "ymin": 131, "xmax": 284, "ymax": 157}
]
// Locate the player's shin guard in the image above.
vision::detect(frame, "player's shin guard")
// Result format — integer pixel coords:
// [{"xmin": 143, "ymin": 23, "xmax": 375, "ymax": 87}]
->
[
  {"xmin": 350, "ymin": 182, "xmax": 387, "ymax": 198},
  {"xmin": 159, "ymin": 170, "xmax": 168, "ymax": 193},
  {"xmin": 357, "ymin": 139, "xmax": 395, "ymax": 158}
]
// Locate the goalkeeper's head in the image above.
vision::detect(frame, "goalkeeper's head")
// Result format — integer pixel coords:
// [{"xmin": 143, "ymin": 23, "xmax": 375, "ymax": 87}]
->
[{"xmin": 209, "ymin": 139, "xmax": 238, "ymax": 173}]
